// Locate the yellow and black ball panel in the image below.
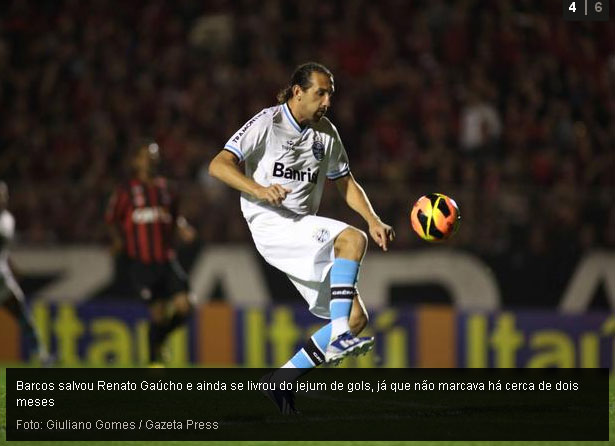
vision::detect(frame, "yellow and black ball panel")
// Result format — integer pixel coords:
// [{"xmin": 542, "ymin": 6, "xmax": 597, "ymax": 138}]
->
[{"xmin": 411, "ymin": 193, "xmax": 460, "ymax": 242}]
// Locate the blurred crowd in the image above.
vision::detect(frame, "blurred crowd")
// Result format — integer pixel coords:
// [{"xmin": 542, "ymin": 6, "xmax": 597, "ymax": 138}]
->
[{"xmin": 0, "ymin": 0, "xmax": 614, "ymax": 257}]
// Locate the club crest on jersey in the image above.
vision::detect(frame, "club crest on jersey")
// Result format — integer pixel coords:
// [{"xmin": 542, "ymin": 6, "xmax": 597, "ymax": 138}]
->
[
  {"xmin": 312, "ymin": 136, "xmax": 325, "ymax": 161},
  {"xmin": 313, "ymin": 228, "xmax": 330, "ymax": 244}
]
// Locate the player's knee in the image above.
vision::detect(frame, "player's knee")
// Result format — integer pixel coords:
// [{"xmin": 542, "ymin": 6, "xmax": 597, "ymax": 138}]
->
[
  {"xmin": 334, "ymin": 227, "xmax": 367, "ymax": 259},
  {"xmin": 174, "ymin": 293, "xmax": 193, "ymax": 316},
  {"xmin": 149, "ymin": 302, "xmax": 166, "ymax": 323},
  {"xmin": 150, "ymin": 311, "xmax": 165, "ymax": 324},
  {"xmin": 349, "ymin": 309, "xmax": 368, "ymax": 335}
]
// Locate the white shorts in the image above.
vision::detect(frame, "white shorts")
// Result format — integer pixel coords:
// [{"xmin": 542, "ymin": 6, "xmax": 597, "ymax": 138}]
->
[{"xmin": 247, "ymin": 211, "xmax": 349, "ymax": 319}]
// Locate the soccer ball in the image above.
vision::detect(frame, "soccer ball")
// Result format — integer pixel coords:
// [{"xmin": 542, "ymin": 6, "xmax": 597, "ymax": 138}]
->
[{"xmin": 410, "ymin": 193, "xmax": 460, "ymax": 242}]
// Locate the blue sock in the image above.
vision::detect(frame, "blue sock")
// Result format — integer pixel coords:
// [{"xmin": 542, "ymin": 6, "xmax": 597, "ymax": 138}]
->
[
  {"xmin": 330, "ymin": 258, "xmax": 360, "ymax": 338},
  {"xmin": 280, "ymin": 323, "xmax": 331, "ymax": 380}
]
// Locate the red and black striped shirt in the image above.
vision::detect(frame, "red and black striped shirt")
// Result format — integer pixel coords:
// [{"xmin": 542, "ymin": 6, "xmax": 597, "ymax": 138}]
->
[{"xmin": 106, "ymin": 177, "xmax": 178, "ymax": 264}]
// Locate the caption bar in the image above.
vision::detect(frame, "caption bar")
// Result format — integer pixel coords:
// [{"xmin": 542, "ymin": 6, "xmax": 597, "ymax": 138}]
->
[{"xmin": 5, "ymin": 368, "xmax": 609, "ymax": 441}]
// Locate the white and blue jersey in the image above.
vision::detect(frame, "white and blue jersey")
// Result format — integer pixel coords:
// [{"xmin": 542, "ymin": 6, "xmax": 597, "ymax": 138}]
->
[
  {"xmin": 223, "ymin": 103, "xmax": 350, "ymax": 220},
  {"xmin": 0, "ymin": 209, "xmax": 23, "ymax": 303},
  {"xmin": 223, "ymin": 103, "xmax": 353, "ymax": 318}
]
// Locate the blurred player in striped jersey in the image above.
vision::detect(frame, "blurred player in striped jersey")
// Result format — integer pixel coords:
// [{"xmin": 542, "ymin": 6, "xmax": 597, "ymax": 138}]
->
[
  {"xmin": 0, "ymin": 181, "xmax": 51, "ymax": 365},
  {"xmin": 210, "ymin": 62, "xmax": 395, "ymax": 413},
  {"xmin": 106, "ymin": 141, "xmax": 197, "ymax": 366}
]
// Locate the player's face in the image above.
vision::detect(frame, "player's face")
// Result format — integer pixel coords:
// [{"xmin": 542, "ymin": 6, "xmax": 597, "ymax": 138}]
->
[
  {"xmin": 300, "ymin": 72, "xmax": 334, "ymax": 123},
  {"xmin": 132, "ymin": 144, "xmax": 160, "ymax": 176}
]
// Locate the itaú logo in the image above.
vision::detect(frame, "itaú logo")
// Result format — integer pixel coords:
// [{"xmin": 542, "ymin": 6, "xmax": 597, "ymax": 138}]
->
[{"xmin": 131, "ymin": 207, "xmax": 172, "ymax": 224}]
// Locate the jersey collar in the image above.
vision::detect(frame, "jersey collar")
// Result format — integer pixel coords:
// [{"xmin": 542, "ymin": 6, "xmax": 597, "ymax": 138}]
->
[{"xmin": 282, "ymin": 103, "xmax": 308, "ymax": 134}]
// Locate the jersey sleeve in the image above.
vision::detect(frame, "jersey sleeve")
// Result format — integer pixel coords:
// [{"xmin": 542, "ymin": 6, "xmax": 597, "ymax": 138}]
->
[
  {"xmin": 223, "ymin": 109, "xmax": 270, "ymax": 162},
  {"xmin": 0, "ymin": 212, "xmax": 15, "ymax": 242},
  {"xmin": 105, "ymin": 186, "xmax": 130, "ymax": 225},
  {"xmin": 167, "ymin": 181, "xmax": 180, "ymax": 222},
  {"xmin": 326, "ymin": 124, "xmax": 350, "ymax": 180}
]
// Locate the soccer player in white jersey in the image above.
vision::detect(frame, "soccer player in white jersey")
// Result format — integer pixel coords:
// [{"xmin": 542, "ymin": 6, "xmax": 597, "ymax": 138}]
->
[
  {"xmin": 209, "ymin": 62, "xmax": 395, "ymax": 413},
  {"xmin": 0, "ymin": 181, "xmax": 50, "ymax": 365}
]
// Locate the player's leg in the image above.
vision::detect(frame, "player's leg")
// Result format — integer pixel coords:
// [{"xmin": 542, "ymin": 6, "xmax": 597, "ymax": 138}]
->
[
  {"xmin": 283, "ymin": 321, "xmax": 331, "ymax": 371},
  {"xmin": 262, "ymin": 294, "xmax": 369, "ymax": 414},
  {"xmin": 329, "ymin": 227, "xmax": 366, "ymax": 336},
  {"xmin": 281, "ymin": 292, "xmax": 367, "ymax": 372},
  {"xmin": 349, "ymin": 293, "xmax": 368, "ymax": 335},
  {"xmin": 168, "ymin": 291, "xmax": 193, "ymax": 331},
  {"xmin": 128, "ymin": 261, "xmax": 165, "ymax": 365},
  {"xmin": 248, "ymin": 214, "xmax": 364, "ymax": 411},
  {"xmin": 1, "ymin": 289, "xmax": 49, "ymax": 364},
  {"xmin": 148, "ymin": 299, "xmax": 167, "ymax": 364},
  {"xmin": 148, "ymin": 260, "xmax": 193, "ymax": 364},
  {"xmin": 160, "ymin": 260, "xmax": 193, "ymax": 339},
  {"xmin": 153, "ymin": 291, "xmax": 193, "ymax": 348},
  {"xmin": 261, "ymin": 321, "xmax": 331, "ymax": 415},
  {"xmin": 263, "ymin": 293, "xmax": 369, "ymax": 414},
  {"xmin": 325, "ymin": 227, "xmax": 374, "ymax": 364}
]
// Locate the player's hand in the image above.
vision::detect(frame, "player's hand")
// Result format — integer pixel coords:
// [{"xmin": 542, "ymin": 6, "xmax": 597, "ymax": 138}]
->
[
  {"xmin": 368, "ymin": 218, "xmax": 395, "ymax": 252},
  {"xmin": 176, "ymin": 216, "xmax": 197, "ymax": 243},
  {"xmin": 110, "ymin": 239, "xmax": 123, "ymax": 256},
  {"xmin": 256, "ymin": 184, "xmax": 291, "ymax": 207},
  {"xmin": 178, "ymin": 224, "xmax": 197, "ymax": 243}
]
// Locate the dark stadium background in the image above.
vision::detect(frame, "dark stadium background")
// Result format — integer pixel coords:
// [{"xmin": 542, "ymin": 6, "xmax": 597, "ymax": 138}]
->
[
  {"xmin": 0, "ymin": 0, "xmax": 613, "ymax": 359},
  {"xmin": 1, "ymin": 1, "xmax": 614, "ymax": 444}
]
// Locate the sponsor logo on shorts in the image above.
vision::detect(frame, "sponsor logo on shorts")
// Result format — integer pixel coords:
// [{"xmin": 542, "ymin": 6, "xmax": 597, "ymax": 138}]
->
[{"xmin": 313, "ymin": 228, "xmax": 330, "ymax": 243}]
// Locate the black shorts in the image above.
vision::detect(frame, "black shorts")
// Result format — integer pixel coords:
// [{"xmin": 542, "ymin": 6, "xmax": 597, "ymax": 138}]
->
[{"xmin": 128, "ymin": 259, "xmax": 189, "ymax": 302}]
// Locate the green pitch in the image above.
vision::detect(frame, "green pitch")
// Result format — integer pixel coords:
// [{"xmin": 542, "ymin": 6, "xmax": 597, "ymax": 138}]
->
[{"xmin": 1, "ymin": 364, "xmax": 613, "ymax": 446}]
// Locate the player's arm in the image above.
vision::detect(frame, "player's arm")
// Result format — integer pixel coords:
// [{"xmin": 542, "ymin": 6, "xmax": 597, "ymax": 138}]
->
[
  {"xmin": 208, "ymin": 150, "xmax": 290, "ymax": 207},
  {"xmin": 335, "ymin": 174, "xmax": 395, "ymax": 251},
  {"xmin": 7, "ymin": 256, "xmax": 21, "ymax": 280},
  {"xmin": 107, "ymin": 225, "xmax": 123, "ymax": 255},
  {"xmin": 176, "ymin": 215, "xmax": 197, "ymax": 243},
  {"xmin": 105, "ymin": 188, "xmax": 125, "ymax": 255},
  {"xmin": 0, "ymin": 220, "xmax": 22, "ymax": 279},
  {"xmin": 167, "ymin": 183, "xmax": 197, "ymax": 243}
]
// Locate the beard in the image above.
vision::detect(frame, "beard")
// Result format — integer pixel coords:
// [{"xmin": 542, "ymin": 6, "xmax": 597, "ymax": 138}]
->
[{"xmin": 313, "ymin": 108, "xmax": 327, "ymax": 122}]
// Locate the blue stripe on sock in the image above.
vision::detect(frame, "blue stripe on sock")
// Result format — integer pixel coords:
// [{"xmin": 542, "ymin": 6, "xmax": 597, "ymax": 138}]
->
[
  {"xmin": 330, "ymin": 299, "xmax": 352, "ymax": 321},
  {"xmin": 311, "ymin": 323, "xmax": 332, "ymax": 352},
  {"xmin": 331, "ymin": 258, "xmax": 360, "ymax": 286},
  {"xmin": 287, "ymin": 324, "xmax": 332, "ymax": 369},
  {"xmin": 290, "ymin": 349, "xmax": 315, "ymax": 368}
]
